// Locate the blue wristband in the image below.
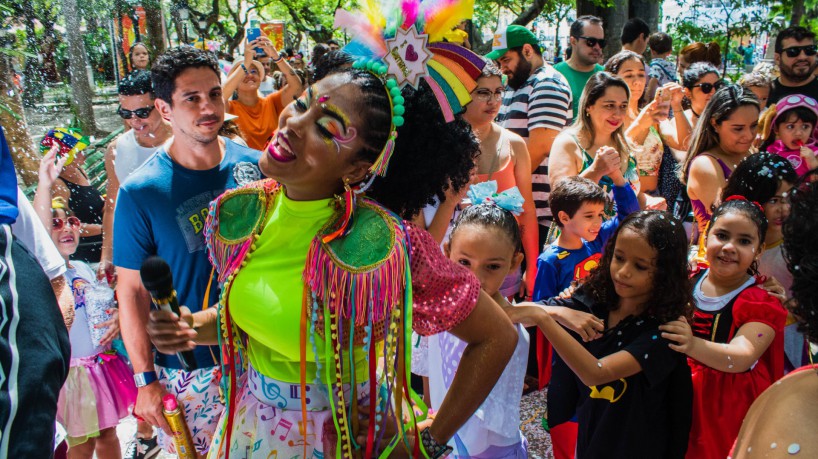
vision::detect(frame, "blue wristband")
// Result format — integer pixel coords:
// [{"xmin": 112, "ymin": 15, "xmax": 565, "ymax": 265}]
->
[{"xmin": 134, "ymin": 371, "xmax": 158, "ymax": 388}]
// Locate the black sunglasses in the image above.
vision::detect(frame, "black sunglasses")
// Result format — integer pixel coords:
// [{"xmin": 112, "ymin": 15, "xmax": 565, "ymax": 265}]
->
[
  {"xmin": 781, "ymin": 45, "xmax": 818, "ymax": 58},
  {"xmin": 693, "ymin": 81, "xmax": 725, "ymax": 94},
  {"xmin": 117, "ymin": 105, "xmax": 155, "ymax": 119},
  {"xmin": 577, "ymin": 36, "xmax": 606, "ymax": 49}
]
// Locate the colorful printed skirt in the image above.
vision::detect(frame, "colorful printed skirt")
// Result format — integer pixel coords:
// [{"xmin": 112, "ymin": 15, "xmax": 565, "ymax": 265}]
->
[
  {"xmin": 56, "ymin": 350, "xmax": 136, "ymax": 446},
  {"xmin": 208, "ymin": 364, "xmax": 370, "ymax": 459},
  {"xmin": 156, "ymin": 364, "xmax": 224, "ymax": 454}
]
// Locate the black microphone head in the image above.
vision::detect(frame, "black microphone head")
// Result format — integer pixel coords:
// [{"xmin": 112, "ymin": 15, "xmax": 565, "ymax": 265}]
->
[{"xmin": 140, "ymin": 256, "xmax": 174, "ymax": 299}]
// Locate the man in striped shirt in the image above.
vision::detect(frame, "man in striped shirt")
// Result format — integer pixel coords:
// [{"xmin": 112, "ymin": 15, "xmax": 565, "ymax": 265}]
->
[{"xmin": 487, "ymin": 25, "xmax": 573, "ymax": 251}]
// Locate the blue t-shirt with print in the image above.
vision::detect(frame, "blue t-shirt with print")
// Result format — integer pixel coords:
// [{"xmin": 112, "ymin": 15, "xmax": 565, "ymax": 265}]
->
[
  {"xmin": 533, "ymin": 184, "xmax": 639, "ymax": 301},
  {"xmin": 113, "ymin": 137, "xmax": 262, "ymax": 369}
]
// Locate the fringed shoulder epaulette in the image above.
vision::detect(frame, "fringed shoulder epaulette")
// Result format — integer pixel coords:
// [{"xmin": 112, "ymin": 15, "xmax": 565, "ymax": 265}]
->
[
  {"xmin": 205, "ymin": 179, "xmax": 279, "ymax": 284},
  {"xmin": 300, "ymin": 197, "xmax": 421, "ymax": 458}
]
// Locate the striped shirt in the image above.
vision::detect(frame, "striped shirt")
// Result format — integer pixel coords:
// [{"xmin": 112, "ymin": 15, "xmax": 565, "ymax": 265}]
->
[{"xmin": 497, "ymin": 65, "xmax": 572, "ymax": 226}]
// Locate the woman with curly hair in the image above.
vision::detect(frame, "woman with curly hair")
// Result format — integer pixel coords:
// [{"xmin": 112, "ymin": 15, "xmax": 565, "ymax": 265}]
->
[
  {"xmin": 145, "ymin": 62, "xmax": 519, "ymax": 459},
  {"xmin": 730, "ymin": 170, "xmax": 818, "ymax": 458},
  {"xmin": 511, "ymin": 210, "xmax": 694, "ymax": 459}
]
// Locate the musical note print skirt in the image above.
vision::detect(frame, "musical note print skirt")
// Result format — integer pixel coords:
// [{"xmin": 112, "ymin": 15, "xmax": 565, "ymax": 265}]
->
[
  {"xmin": 208, "ymin": 364, "xmax": 370, "ymax": 459},
  {"xmin": 156, "ymin": 364, "xmax": 224, "ymax": 455}
]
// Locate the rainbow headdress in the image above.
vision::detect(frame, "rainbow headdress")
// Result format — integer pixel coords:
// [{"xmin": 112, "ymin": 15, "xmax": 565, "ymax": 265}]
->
[
  {"xmin": 334, "ymin": 0, "xmax": 486, "ymax": 176},
  {"xmin": 40, "ymin": 128, "xmax": 90, "ymax": 166}
]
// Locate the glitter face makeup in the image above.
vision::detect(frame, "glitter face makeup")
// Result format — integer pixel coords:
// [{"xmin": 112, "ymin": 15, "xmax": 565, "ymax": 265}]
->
[{"xmin": 318, "ymin": 102, "xmax": 358, "ymax": 153}]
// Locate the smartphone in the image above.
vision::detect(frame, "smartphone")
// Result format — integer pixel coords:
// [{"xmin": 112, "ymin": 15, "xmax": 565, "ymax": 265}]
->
[
  {"xmin": 654, "ymin": 87, "xmax": 671, "ymax": 119},
  {"xmin": 247, "ymin": 21, "xmax": 266, "ymax": 57}
]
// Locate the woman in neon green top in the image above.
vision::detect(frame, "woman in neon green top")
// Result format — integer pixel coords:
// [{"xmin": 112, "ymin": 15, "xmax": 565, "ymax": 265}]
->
[{"xmin": 147, "ymin": 65, "xmax": 520, "ymax": 459}]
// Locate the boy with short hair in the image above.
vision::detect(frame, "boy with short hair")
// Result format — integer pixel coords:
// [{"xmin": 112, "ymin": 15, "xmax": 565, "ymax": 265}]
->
[
  {"xmin": 646, "ymin": 32, "xmax": 676, "ymax": 101},
  {"xmin": 533, "ymin": 173, "xmax": 638, "ymax": 302},
  {"xmin": 532, "ymin": 170, "xmax": 639, "ymax": 459}
]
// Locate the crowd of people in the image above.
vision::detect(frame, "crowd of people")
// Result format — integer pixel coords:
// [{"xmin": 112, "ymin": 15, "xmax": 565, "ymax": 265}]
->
[{"xmin": 2, "ymin": 7, "xmax": 818, "ymax": 459}]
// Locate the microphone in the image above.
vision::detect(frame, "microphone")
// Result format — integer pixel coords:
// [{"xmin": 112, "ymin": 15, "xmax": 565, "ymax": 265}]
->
[{"xmin": 140, "ymin": 256, "xmax": 198, "ymax": 372}]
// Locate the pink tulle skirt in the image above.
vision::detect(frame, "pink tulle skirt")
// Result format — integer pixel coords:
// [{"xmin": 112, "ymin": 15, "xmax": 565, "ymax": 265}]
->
[{"xmin": 57, "ymin": 350, "xmax": 137, "ymax": 446}]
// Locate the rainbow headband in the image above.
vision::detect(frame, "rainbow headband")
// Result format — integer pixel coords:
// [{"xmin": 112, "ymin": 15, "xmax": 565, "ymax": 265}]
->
[{"xmin": 334, "ymin": 0, "xmax": 486, "ymax": 176}]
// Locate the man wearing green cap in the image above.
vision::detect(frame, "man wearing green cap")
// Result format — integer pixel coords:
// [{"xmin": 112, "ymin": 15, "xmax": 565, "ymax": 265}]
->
[{"xmin": 487, "ymin": 24, "xmax": 572, "ymax": 249}]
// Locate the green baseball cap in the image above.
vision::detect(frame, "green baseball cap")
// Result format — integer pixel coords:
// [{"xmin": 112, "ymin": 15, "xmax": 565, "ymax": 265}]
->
[{"xmin": 485, "ymin": 25, "xmax": 540, "ymax": 60}]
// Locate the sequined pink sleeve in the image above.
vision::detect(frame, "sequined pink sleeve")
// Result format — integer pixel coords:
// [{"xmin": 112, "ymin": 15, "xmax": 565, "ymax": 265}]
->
[{"xmin": 406, "ymin": 223, "xmax": 480, "ymax": 336}]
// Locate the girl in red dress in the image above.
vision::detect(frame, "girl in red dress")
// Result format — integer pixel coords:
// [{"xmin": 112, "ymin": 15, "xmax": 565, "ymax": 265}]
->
[{"xmin": 660, "ymin": 197, "xmax": 788, "ymax": 459}]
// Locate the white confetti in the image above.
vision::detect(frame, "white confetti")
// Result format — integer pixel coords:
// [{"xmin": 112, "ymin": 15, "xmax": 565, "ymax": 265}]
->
[
  {"xmin": 771, "ymin": 442, "xmax": 777, "ymax": 449},
  {"xmin": 788, "ymin": 443, "xmax": 801, "ymax": 454}
]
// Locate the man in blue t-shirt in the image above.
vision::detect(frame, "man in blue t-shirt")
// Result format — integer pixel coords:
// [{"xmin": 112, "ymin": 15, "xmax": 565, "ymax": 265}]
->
[{"xmin": 114, "ymin": 47, "xmax": 262, "ymax": 456}]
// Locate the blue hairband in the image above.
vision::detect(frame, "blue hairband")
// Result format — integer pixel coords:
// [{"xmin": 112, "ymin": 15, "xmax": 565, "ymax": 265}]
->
[{"xmin": 467, "ymin": 180, "xmax": 525, "ymax": 216}]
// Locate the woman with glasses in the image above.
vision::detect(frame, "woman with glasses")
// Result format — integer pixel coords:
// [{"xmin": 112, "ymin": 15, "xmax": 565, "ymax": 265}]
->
[
  {"xmin": 223, "ymin": 35, "xmax": 302, "ymax": 150},
  {"xmin": 33, "ymin": 142, "xmax": 105, "ymax": 265},
  {"xmin": 427, "ymin": 61, "xmax": 539, "ymax": 297},
  {"xmin": 681, "ymin": 85, "xmax": 760, "ymax": 261}
]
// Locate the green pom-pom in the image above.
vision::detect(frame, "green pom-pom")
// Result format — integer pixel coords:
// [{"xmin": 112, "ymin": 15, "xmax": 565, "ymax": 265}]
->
[
  {"xmin": 366, "ymin": 61, "xmax": 375, "ymax": 71},
  {"xmin": 386, "ymin": 79, "xmax": 397, "ymax": 89},
  {"xmin": 392, "ymin": 116, "xmax": 404, "ymax": 127},
  {"xmin": 378, "ymin": 64, "xmax": 388, "ymax": 74},
  {"xmin": 393, "ymin": 105, "xmax": 405, "ymax": 116},
  {"xmin": 390, "ymin": 87, "xmax": 401, "ymax": 97},
  {"xmin": 393, "ymin": 95, "xmax": 405, "ymax": 105}
]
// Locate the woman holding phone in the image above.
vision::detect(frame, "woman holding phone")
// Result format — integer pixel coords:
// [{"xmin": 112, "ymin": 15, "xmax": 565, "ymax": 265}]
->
[
  {"xmin": 223, "ymin": 35, "xmax": 302, "ymax": 150},
  {"xmin": 605, "ymin": 51, "xmax": 692, "ymax": 195}
]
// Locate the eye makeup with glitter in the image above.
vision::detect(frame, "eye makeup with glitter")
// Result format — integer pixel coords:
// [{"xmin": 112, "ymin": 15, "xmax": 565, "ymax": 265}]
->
[{"xmin": 317, "ymin": 102, "xmax": 357, "ymax": 153}]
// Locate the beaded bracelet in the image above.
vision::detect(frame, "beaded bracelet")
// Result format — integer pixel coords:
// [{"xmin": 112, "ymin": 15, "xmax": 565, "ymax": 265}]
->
[{"xmin": 420, "ymin": 427, "xmax": 453, "ymax": 458}]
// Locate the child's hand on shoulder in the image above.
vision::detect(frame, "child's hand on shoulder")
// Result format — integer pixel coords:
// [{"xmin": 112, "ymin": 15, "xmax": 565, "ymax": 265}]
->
[
  {"xmin": 659, "ymin": 316, "xmax": 695, "ymax": 354},
  {"xmin": 553, "ymin": 307, "xmax": 604, "ymax": 342}
]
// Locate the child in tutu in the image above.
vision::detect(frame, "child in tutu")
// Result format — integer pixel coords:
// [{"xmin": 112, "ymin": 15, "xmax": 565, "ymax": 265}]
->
[{"xmin": 50, "ymin": 197, "xmax": 136, "ymax": 458}]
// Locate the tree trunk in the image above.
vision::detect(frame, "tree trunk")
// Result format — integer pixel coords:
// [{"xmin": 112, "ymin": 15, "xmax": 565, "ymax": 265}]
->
[
  {"xmin": 791, "ymin": 0, "xmax": 806, "ymax": 26},
  {"xmin": 629, "ymin": 0, "xmax": 660, "ymax": 33},
  {"xmin": 0, "ymin": 50, "xmax": 40, "ymax": 187},
  {"xmin": 61, "ymin": 0, "xmax": 100, "ymax": 136},
  {"xmin": 143, "ymin": 0, "xmax": 167, "ymax": 57},
  {"xmin": 512, "ymin": 0, "xmax": 547, "ymax": 26},
  {"xmin": 21, "ymin": 0, "xmax": 45, "ymax": 106}
]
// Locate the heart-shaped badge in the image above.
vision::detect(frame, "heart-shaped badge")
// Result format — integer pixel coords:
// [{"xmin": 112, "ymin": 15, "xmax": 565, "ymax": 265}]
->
[{"xmin": 405, "ymin": 44, "xmax": 419, "ymax": 62}]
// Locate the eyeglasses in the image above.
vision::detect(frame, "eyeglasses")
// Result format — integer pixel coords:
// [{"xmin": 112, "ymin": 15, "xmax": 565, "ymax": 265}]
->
[
  {"xmin": 117, "ymin": 105, "xmax": 155, "ymax": 119},
  {"xmin": 577, "ymin": 36, "xmax": 607, "ymax": 49},
  {"xmin": 52, "ymin": 216, "xmax": 81, "ymax": 231},
  {"xmin": 472, "ymin": 89, "xmax": 504, "ymax": 103},
  {"xmin": 781, "ymin": 45, "xmax": 818, "ymax": 58},
  {"xmin": 693, "ymin": 81, "xmax": 725, "ymax": 94}
]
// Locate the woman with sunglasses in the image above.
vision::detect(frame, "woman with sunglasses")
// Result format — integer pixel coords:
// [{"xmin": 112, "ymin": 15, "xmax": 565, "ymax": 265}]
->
[
  {"xmin": 427, "ymin": 61, "xmax": 539, "ymax": 297},
  {"xmin": 48, "ymin": 196, "xmax": 135, "ymax": 459},
  {"xmin": 681, "ymin": 85, "xmax": 760, "ymax": 261},
  {"xmin": 223, "ymin": 35, "xmax": 302, "ymax": 150},
  {"xmin": 606, "ymin": 51, "xmax": 692, "ymax": 196},
  {"xmin": 681, "ymin": 63, "xmax": 723, "ymax": 128},
  {"xmin": 34, "ymin": 142, "xmax": 105, "ymax": 265}
]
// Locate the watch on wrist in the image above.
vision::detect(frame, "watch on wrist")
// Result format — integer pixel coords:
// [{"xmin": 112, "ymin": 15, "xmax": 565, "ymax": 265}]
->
[
  {"xmin": 134, "ymin": 371, "xmax": 158, "ymax": 388},
  {"xmin": 420, "ymin": 427, "xmax": 453, "ymax": 458}
]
